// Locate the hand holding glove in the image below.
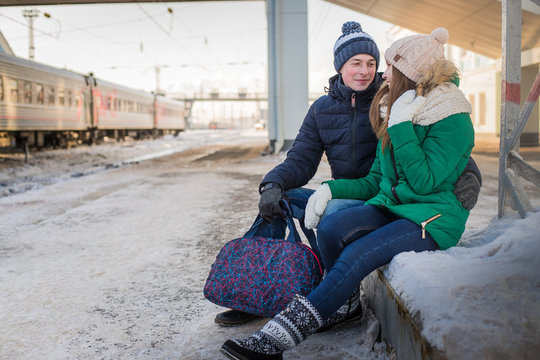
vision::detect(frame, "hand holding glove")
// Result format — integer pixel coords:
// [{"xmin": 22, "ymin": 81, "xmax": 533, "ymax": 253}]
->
[
  {"xmin": 454, "ymin": 171, "xmax": 481, "ymax": 210},
  {"xmin": 258, "ymin": 182, "xmax": 284, "ymax": 223},
  {"xmin": 388, "ymin": 90, "xmax": 426, "ymax": 127},
  {"xmin": 304, "ymin": 183, "xmax": 332, "ymax": 229}
]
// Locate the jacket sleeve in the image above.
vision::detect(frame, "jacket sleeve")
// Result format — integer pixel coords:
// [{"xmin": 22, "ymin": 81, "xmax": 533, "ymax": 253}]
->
[
  {"xmin": 261, "ymin": 101, "xmax": 324, "ymax": 190},
  {"xmin": 324, "ymin": 143, "xmax": 383, "ymax": 200},
  {"xmin": 387, "ymin": 113, "xmax": 474, "ymax": 195}
]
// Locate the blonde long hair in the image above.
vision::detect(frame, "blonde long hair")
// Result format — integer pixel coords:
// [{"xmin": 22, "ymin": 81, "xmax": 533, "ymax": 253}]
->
[{"xmin": 369, "ymin": 60, "xmax": 459, "ymax": 152}]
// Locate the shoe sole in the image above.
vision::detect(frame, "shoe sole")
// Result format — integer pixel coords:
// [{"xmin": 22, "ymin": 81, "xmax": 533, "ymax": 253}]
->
[
  {"xmin": 220, "ymin": 345, "xmax": 247, "ymax": 360},
  {"xmin": 214, "ymin": 316, "xmax": 260, "ymax": 327},
  {"xmin": 221, "ymin": 341, "xmax": 283, "ymax": 360},
  {"xmin": 215, "ymin": 313, "xmax": 262, "ymax": 327}
]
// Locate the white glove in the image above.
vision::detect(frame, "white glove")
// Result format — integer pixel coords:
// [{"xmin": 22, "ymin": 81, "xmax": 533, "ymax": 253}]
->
[
  {"xmin": 304, "ymin": 183, "xmax": 332, "ymax": 229},
  {"xmin": 379, "ymin": 104, "xmax": 387, "ymax": 120},
  {"xmin": 388, "ymin": 90, "xmax": 426, "ymax": 127}
]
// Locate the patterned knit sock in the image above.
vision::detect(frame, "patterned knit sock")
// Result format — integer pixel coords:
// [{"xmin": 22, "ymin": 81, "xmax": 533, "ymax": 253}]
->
[{"xmin": 232, "ymin": 294, "xmax": 323, "ymax": 355}]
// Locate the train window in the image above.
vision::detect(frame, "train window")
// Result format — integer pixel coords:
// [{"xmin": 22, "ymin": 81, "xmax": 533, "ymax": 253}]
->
[
  {"xmin": 58, "ymin": 89, "xmax": 65, "ymax": 106},
  {"xmin": 23, "ymin": 81, "xmax": 32, "ymax": 104},
  {"xmin": 35, "ymin": 84, "xmax": 44, "ymax": 104},
  {"xmin": 67, "ymin": 90, "xmax": 72, "ymax": 107},
  {"xmin": 0, "ymin": 76, "xmax": 3, "ymax": 102},
  {"xmin": 106, "ymin": 96, "xmax": 111, "ymax": 110},
  {"xmin": 47, "ymin": 87, "xmax": 55, "ymax": 105},
  {"xmin": 9, "ymin": 79, "xmax": 18, "ymax": 103}
]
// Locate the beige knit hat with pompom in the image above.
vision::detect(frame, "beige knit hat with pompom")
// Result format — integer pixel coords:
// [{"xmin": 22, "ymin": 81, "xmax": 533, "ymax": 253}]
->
[{"xmin": 384, "ymin": 28, "xmax": 449, "ymax": 83}]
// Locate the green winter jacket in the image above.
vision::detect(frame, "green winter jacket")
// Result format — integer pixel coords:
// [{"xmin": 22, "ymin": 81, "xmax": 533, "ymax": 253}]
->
[{"xmin": 325, "ymin": 82, "xmax": 474, "ymax": 250}]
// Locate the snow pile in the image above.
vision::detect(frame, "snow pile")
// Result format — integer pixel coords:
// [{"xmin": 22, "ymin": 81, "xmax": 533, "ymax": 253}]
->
[{"xmin": 386, "ymin": 209, "xmax": 540, "ymax": 358}]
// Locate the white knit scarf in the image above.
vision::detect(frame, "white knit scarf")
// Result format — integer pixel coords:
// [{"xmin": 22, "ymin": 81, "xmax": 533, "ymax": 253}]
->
[
  {"xmin": 412, "ymin": 82, "xmax": 472, "ymax": 126},
  {"xmin": 379, "ymin": 82, "xmax": 472, "ymax": 126}
]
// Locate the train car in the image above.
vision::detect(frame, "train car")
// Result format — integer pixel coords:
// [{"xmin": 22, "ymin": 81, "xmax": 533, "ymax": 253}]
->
[
  {"xmin": 0, "ymin": 52, "xmax": 185, "ymax": 150},
  {"xmin": 154, "ymin": 94, "xmax": 186, "ymax": 135},
  {"xmin": 90, "ymin": 76, "xmax": 155, "ymax": 134},
  {"xmin": 0, "ymin": 52, "xmax": 90, "ymax": 147}
]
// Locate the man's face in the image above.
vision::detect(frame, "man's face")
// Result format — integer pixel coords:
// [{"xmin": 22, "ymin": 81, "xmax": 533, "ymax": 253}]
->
[{"xmin": 340, "ymin": 54, "xmax": 377, "ymax": 92}]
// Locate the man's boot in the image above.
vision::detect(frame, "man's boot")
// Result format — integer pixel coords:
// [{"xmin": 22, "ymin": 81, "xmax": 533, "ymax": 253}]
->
[{"xmin": 215, "ymin": 310, "xmax": 261, "ymax": 327}]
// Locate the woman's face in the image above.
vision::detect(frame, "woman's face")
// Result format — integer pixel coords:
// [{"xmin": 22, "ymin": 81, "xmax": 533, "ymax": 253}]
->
[
  {"xmin": 340, "ymin": 54, "xmax": 377, "ymax": 92},
  {"xmin": 382, "ymin": 62, "xmax": 393, "ymax": 88}
]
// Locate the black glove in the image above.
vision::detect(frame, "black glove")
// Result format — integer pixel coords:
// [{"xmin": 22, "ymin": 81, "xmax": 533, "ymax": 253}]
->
[
  {"xmin": 454, "ymin": 171, "xmax": 481, "ymax": 210},
  {"xmin": 258, "ymin": 182, "xmax": 284, "ymax": 223}
]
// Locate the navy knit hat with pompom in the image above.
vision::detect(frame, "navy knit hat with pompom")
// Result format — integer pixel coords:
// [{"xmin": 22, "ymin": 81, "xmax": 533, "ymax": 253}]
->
[{"xmin": 333, "ymin": 21, "xmax": 380, "ymax": 73}]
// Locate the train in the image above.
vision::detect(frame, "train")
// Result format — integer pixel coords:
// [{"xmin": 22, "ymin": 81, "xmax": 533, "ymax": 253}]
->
[{"xmin": 0, "ymin": 52, "xmax": 186, "ymax": 150}]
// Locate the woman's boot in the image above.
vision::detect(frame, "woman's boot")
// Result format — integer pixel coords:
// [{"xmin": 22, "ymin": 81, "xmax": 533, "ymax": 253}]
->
[
  {"xmin": 221, "ymin": 294, "xmax": 323, "ymax": 360},
  {"xmin": 317, "ymin": 285, "xmax": 362, "ymax": 333}
]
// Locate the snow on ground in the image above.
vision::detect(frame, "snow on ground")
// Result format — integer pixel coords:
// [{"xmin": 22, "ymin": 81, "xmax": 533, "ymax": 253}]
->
[
  {"xmin": 1, "ymin": 129, "xmax": 539, "ymax": 359},
  {"xmin": 0, "ymin": 129, "xmax": 389, "ymax": 360}
]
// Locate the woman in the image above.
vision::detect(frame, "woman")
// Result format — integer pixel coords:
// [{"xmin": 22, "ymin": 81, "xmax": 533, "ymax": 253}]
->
[{"xmin": 221, "ymin": 27, "xmax": 474, "ymax": 360}]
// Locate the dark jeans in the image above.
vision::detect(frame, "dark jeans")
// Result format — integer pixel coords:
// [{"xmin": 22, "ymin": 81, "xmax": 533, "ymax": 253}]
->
[{"xmin": 306, "ymin": 204, "xmax": 439, "ymax": 319}]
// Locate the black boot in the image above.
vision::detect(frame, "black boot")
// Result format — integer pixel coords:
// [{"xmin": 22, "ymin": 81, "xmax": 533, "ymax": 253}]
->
[
  {"xmin": 221, "ymin": 294, "xmax": 323, "ymax": 360},
  {"xmin": 316, "ymin": 285, "xmax": 362, "ymax": 333},
  {"xmin": 215, "ymin": 310, "xmax": 261, "ymax": 327}
]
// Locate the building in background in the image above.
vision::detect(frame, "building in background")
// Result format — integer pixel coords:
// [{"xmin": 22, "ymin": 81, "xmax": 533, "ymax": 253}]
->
[{"xmin": 388, "ymin": 26, "xmax": 539, "ymax": 146}]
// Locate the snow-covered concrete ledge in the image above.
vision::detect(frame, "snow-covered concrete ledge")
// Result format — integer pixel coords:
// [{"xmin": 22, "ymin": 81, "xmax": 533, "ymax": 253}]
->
[
  {"xmin": 363, "ymin": 209, "xmax": 540, "ymax": 359},
  {"xmin": 363, "ymin": 269, "xmax": 446, "ymax": 360}
]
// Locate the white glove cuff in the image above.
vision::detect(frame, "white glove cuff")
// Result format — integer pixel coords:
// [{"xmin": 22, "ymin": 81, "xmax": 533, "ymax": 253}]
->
[{"xmin": 314, "ymin": 183, "xmax": 332, "ymax": 216}]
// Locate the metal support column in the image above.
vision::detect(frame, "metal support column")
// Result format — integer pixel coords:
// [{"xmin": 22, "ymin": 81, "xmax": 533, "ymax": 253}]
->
[
  {"xmin": 498, "ymin": 0, "xmax": 540, "ymax": 218},
  {"xmin": 266, "ymin": 0, "xmax": 308, "ymax": 154}
]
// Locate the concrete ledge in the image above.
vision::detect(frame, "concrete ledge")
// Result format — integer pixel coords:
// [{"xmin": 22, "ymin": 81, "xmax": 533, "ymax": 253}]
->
[{"xmin": 362, "ymin": 268, "xmax": 447, "ymax": 360}]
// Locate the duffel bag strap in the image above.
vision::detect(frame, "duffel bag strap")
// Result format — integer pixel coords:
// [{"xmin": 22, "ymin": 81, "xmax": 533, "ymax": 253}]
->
[
  {"xmin": 280, "ymin": 199, "xmax": 302, "ymax": 244},
  {"xmin": 242, "ymin": 199, "xmax": 301, "ymax": 244}
]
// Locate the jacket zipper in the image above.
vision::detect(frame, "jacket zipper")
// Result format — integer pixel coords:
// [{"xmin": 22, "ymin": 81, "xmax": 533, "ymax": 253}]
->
[
  {"xmin": 421, "ymin": 214, "xmax": 442, "ymax": 239},
  {"xmin": 351, "ymin": 93, "xmax": 358, "ymax": 178},
  {"xmin": 390, "ymin": 149, "xmax": 402, "ymax": 204}
]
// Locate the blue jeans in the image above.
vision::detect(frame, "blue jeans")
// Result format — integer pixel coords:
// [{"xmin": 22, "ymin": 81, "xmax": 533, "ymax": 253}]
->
[
  {"xmin": 284, "ymin": 187, "xmax": 365, "ymax": 261},
  {"xmin": 306, "ymin": 204, "xmax": 439, "ymax": 319}
]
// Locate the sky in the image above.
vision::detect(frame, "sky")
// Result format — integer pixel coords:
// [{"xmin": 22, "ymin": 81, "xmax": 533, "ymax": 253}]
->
[{"xmin": 0, "ymin": 0, "xmax": 394, "ymax": 97}]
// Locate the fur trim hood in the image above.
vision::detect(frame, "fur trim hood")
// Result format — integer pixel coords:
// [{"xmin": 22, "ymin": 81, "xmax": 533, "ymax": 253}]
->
[{"xmin": 412, "ymin": 60, "xmax": 472, "ymax": 126}]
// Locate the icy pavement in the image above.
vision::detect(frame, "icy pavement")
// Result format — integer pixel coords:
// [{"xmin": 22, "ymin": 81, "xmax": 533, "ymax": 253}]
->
[
  {"xmin": 0, "ymin": 129, "xmax": 539, "ymax": 359},
  {"xmin": 0, "ymin": 129, "xmax": 390, "ymax": 360},
  {"xmin": 0, "ymin": 130, "xmax": 267, "ymax": 197}
]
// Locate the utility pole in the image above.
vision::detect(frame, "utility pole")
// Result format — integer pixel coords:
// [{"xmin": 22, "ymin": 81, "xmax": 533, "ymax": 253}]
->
[
  {"xmin": 154, "ymin": 65, "xmax": 168, "ymax": 95},
  {"xmin": 22, "ymin": 8, "xmax": 40, "ymax": 60},
  {"xmin": 155, "ymin": 66, "xmax": 161, "ymax": 95}
]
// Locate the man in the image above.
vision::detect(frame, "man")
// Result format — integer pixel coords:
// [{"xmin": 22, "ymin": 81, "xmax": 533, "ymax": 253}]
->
[{"xmin": 214, "ymin": 21, "xmax": 481, "ymax": 327}]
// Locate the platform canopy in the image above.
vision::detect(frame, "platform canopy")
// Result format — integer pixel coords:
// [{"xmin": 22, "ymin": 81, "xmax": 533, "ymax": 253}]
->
[
  {"xmin": 1, "ymin": 0, "xmax": 539, "ymax": 58},
  {"xmin": 326, "ymin": 0, "xmax": 540, "ymax": 59}
]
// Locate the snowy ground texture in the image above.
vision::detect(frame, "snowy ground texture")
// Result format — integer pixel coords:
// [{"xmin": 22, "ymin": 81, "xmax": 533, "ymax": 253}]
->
[{"xmin": 1, "ymin": 129, "xmax": 539, "ymax": 359}]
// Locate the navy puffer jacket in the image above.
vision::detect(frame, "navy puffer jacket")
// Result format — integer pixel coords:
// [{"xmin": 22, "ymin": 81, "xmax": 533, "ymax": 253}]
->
[{"xmin": 261, "ymin": 73, "xmax": 383, "ymax": 190}]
